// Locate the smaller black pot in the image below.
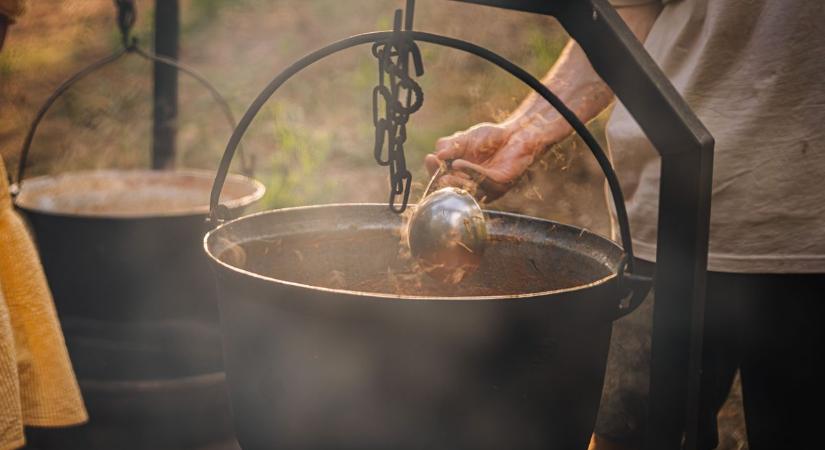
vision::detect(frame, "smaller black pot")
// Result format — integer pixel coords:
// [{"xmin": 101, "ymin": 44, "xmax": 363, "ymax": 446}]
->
[
  {"xmin": 14, "ymin": 169, "xmax": 264, "ymax": 324},
  {"xmin": 14, "ymin": 169, "xmax": 264, "ymax": 450}
]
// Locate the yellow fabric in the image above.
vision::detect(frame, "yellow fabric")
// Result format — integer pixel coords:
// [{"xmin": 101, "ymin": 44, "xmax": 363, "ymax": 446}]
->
[
  {"xmin": 0, "ymin": 0, "xmax": 25, "ymax": 22},
  {"xmin": 0, "ymin": 158, "xmax": 87, "ymax": 450}
]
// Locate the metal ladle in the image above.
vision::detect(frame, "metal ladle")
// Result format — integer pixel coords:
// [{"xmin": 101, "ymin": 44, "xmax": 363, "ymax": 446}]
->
[{"xmin": 406, "ymin": 165, "xmax": 489, "ymax": 284}]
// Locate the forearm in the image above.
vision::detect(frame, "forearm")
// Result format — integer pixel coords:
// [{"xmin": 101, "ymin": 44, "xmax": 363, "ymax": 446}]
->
[
  {"xmin": 427, "ymin": 3, "xmax": 664, "ymax": 197},
  {"xmin": 502, "ymin": 4, "xmax": 663, "ymax": 142},
  {"xmin": 502, "ymin": 41, "xmax": 613, "ymax": 137}
]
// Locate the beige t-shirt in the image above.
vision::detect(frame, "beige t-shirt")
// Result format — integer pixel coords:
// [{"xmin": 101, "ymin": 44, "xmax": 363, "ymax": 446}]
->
[{"xmin": 606, "ymin": 0, "xmax": 825, "ymax": 273}]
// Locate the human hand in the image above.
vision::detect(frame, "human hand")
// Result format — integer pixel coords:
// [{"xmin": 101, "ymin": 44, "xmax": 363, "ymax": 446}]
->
[{"xmin": 425, "ymin": 118, "xmax": 570, "ymax": 201}]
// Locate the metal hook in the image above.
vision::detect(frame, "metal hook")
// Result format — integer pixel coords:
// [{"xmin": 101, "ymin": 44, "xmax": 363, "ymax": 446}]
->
[{"xmin": 114, "ymin": 0, "xmax": 137, "ymax": 49}]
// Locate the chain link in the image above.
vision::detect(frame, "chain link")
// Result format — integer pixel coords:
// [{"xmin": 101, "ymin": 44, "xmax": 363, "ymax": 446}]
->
[{"xmin": 371, "ymin": 7, "xmax": 424, "ymax": 213}]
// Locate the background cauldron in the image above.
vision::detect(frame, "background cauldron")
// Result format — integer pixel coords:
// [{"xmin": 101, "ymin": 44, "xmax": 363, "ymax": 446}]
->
[
  {"xmin": 14, "ymin": 170, "xmax": 263, "ymax": 449},
  {"xmin": 16, "ymin": 169, "xmax": 262, "ymax": 325},
  {"xmin": 203, "ymin": 20, "xmax": 652, "ymax": 449},
  {"xmin": 10, "ymin": 18, "xmax": 265, "ymax": 446}
]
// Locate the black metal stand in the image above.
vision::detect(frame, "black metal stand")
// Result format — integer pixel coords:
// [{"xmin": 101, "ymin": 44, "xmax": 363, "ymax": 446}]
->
[
  {"xmin": 453, "ymin": 1, "xmax": 714, "ymax": 449},
  {"xmin": 152, "ymin": 0, "xmax": 179, "ymax": 169}
]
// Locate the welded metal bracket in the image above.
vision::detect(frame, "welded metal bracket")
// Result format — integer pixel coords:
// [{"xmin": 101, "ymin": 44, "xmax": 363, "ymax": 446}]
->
[{"xmin": 452, "ymin": 1, "xmax": 714, "ymax": 449}]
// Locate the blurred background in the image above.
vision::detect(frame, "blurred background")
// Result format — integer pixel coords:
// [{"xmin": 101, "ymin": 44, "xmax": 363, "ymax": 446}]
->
[
  {"xmin": 0, "ymin": 1, "xmax": 745, "ymax": 448},
  {"xmin": 0, "ymin": 0, "xmax": 609, "ymax": 232}
]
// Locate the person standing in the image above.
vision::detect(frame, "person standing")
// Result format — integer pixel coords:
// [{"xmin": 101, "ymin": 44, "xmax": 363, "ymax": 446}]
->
[
  {"xmin": 426, "ymin": 1, "xmax": 825, "ymax": 448},
  {"xmin": 1, "ymin": 2, "xmax": 87, "ymax": 449}
]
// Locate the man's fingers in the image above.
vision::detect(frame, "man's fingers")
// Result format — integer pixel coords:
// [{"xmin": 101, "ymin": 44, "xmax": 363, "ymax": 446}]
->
[
  {"xmin": 429, "ymin": 123, "xmax": 521, "ymax": 200},
  {"xmin": 434, "ymin": 137, "xmax": 467, "ymax": 161},
  {"xmin": 450, "ymin": 157, "xmax": 522, "ymax": 202},
  {"xmin": 451, "ymin": 159, "xmax": 513, "ymax": 185}
]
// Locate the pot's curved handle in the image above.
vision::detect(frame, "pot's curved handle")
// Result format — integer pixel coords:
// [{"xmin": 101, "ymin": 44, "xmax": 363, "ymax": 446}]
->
[
  {"xmin": 130, "ymin": 46, "xmax": 254, "ymax": 177},
  {"xmin": 208, "ymin": 30, "xmax": 642, "ymax": 278},
  {"xmin": 615, "ymin": 257, "xmax": 654, "ymax": 319},
  {"xmin": 12, "ymin": 2, "xmax": 252, "ymax": 196},
  {"xmin": 11, "ymin": 47, "xmax": 128, "ymax": 196}
]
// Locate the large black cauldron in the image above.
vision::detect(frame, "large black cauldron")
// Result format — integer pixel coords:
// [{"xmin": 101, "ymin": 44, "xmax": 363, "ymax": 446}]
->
[
  {"xmin": 202, "ymin": 20, "xmax": 652, "ymax": 449},
  {"xmin": 205, "ymin": 204, "xmax": 646, "ymax": 450}
]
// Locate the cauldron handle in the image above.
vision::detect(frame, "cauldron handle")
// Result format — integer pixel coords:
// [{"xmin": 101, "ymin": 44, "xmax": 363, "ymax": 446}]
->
[
  {"xmin": 12, "ymin": 3, "xmax": 252, "ymax": 196},
  {"xmin": 615, "ymin": 255, "xmax": 654, "ymax": 319},
  {"xmin": 208, "ymin": 30, "xmax": 650, "ymax": 300},
  {"xmin": 12, "ymin": 47, "xmax": 127, "ymax": 196}
]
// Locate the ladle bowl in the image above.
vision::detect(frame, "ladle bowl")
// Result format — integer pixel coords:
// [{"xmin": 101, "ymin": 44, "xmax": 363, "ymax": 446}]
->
[{"xmin": 407, "ymin": 187, "xmax": 488, "ymax": 284}]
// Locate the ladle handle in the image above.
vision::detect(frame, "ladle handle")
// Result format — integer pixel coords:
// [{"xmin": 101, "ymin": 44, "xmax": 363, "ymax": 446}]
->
[
  {"xmin": 208, "ymin": 30, "xmax": 640, "ymax": 278},
  {"xmin": 421, "ymin": 163, "xmax": 447, "ymax": 199},
  {"xmin": 13, "ymin": 9, "xmax": 252, "ymax": 195}
]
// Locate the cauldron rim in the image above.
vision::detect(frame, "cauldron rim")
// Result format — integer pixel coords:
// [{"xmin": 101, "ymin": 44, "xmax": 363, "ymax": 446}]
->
[
  {"xmin": 204, "ymin": 203, "xmax": 624, "ymax": 302},
  {"xmin": 14, "ymin": 168, "xmax": 264, "ymax": 220}
]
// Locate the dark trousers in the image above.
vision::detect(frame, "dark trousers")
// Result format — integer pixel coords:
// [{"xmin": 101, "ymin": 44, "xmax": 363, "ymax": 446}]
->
[
  {"xmin": 697, "ymin": 270, "xmax": 825, "ymax": 449},
  {"xmin": 595, "ymin": 260, "xmax": 825, "ymax": 449}
]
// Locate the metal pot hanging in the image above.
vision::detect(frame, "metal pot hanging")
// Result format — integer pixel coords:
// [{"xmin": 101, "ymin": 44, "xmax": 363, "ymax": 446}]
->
[
  {"xmin": 11, "ymin": 2, "xmax": 263, "ymax": 448},
  {"xmin": 203, "ymin": 3, "xmax": 651, "ymax": 449}
]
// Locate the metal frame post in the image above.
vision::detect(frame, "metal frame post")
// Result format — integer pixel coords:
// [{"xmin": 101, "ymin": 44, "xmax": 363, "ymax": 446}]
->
[
  {"xmin": 152, "ymin": 0, "xmax": 179, "ymax": 169},
  {"xmin": 452, "ymin": 1, "xmax": 714, "ymax": 448}
]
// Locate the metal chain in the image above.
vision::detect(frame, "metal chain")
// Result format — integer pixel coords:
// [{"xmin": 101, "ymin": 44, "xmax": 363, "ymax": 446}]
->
[{"xmin": 371, "ymin": 4, "xmax": 424, "ymax": 213}]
